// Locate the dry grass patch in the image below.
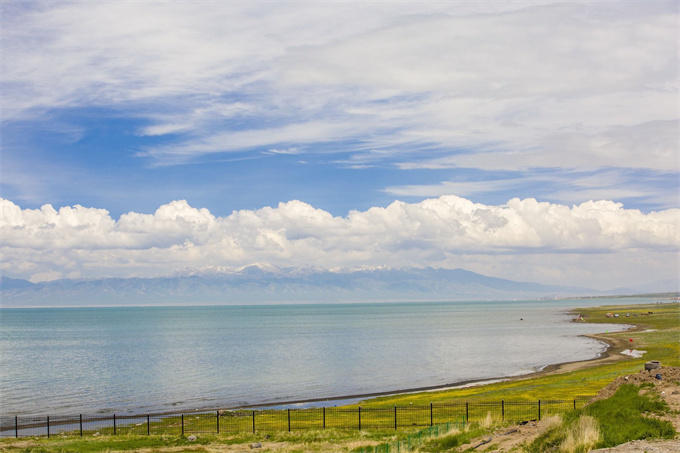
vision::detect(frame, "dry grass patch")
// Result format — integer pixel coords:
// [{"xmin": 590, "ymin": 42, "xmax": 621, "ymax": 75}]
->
[
  {"xmin": 560, "ymin": 415, "xmax": 600, "ymax": 453},
  {"xmin": 538, "ymin": 415, "xmax": 563, "ymax": 435}
]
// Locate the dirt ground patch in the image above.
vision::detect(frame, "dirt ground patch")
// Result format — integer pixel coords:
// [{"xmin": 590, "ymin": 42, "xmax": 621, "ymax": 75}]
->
[
  {"xmin": 592, "ymin": 365, "xmax": 680, "ymax": 432},
  {"xmin": 591, "ymin": 366, "xmax": 680, "ymax": 402},
  {"xmin": 454, "ymin": 418, "xmax": 552, "ymax": 452},
  {"xmin": 453, "ymin": 366, "xmax": 680, "ymax": 453},
  {"xmin": 587, "ymin": 366, "xmax": 680, "ymax": 453},
  {"xmin": 589, "ymin": 439, "xmax": 680, "ymax": 452}
]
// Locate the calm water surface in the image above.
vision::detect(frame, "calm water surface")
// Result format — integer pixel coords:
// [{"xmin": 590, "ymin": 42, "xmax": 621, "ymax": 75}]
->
[{"xmin": 0, "ymin": 298, "xmax": 651, "ymax": 416}]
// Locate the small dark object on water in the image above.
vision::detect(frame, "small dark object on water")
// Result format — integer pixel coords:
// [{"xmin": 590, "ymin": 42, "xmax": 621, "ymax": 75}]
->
[{"xmin": 656, "ymin": 373, "xmax": 662, "ymax": 380}]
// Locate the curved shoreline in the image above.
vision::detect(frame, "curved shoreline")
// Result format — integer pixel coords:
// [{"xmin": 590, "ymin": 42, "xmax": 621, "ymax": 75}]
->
[
  {"xmin": 4, "ymin": 301, "xmax": 663, "ymax": 417},
  {"xmin": 235, "ymin": 312, "xmax": 645, "ymax": 410}
]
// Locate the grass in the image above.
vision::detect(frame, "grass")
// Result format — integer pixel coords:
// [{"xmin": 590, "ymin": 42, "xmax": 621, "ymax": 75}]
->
[
  {"xmin": 559, "ymin": 415, "xmax": 600, "ymax": 453},
  {"xmin": 584, "ymin": 384, "xmax": 675, "ymax": 447},
  {"xmin": 526, "ymin": 383, "xmax": 676, "ymax": 452},
  {"xmin": 1, "ymin": 299, "xmax": 677, "ymax": 453},
  {"xmin": 0, "ymin": 435, "xmax": 210, "ymax": 453},
  {"xmin": 419, "ymin": 426, "xmax": 488, "ymax": 452}
]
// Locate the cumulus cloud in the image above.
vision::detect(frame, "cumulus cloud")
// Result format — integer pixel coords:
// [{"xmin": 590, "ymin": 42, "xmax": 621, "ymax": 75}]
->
[{"xmin": 1, "ymin": 197, "xmax": 677, "ymax": 288}]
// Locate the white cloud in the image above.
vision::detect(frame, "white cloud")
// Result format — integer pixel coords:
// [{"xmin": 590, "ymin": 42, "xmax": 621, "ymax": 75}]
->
[
  {"xmin": 139, "ymin": 120, "xmax": 362, "ymax": 163},
  {"xmin": 1, "ymin": 197, "xmax": 677, "ymax": 289},
  {"xmin": 384, "ymin": 167, "xmax": 678, "ymax": 210},
  {"xmin": 383, "ymin": 179, "xmax": 524, "ymax": 199},
  {"xmin": 3, "ymin": 2, "xmax": 676, "ymax": 174},
  {"xmin": 2, "ymin": 2, "xmax": 677, "ymax": 289},
  {"xmin": 265, "ymin": 147, "xmax": 301, "ymax": 155}
]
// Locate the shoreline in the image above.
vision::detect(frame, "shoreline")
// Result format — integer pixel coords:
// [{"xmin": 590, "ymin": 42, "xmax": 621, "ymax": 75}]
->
[
  {"xmin": 3, "ymin": 301, "xmax": 665, "ymax": 417},
  {"xmin": 237, "ymin": 333, "xmax": 632, "ymax": 410},
  {"xmin": 237, "ymin": 308, "xmax": 646, "ymax": 411}
]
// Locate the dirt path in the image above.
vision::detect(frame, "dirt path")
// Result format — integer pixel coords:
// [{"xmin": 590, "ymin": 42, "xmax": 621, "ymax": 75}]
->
[{"xmin": 455, "ymin": 366, "xmax": 680, "ymax": 453}]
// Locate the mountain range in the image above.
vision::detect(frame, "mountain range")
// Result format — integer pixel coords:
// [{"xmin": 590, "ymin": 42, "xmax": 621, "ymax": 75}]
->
[{"xmin": 0, "ymin": 265, "xmax": 673, "ymax": 307}]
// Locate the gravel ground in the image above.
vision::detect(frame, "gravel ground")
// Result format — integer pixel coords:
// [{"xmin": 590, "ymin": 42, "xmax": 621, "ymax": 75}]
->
[{"xmin": 590, "ymin": 439, "xmax": 680, "ymax": 452}]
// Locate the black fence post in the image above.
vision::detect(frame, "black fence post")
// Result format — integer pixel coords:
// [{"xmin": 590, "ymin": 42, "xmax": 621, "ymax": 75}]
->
[
  {"xmin": 323, "ymin": 407, "xmax": 326, "ymax": 430},
  {"xmin": 430, "ymin": 402, "xmax": 433, "ymax": 427},
  {"xmin": 15, "ymin": 416, "xmax": 18, "ymax": 438},
  {"xmin": 47, "ymin": 416, "xmax": 50, "ymax": 438},
  {"xmin": 288, "ymin": 408, "xmax": 291, "ymax": 432},
  {"xmin": 252, "ymin": 411, "xmax": 256, "ymax": 433},
  {"xmin": 80, "ymin": 414, "xmax": 83, "ymax": 437},
  {"xmin": 216, "ymin": 411, "xmax": 220, "ymax": 434},
  {"xmin": 502, "ymin": 400, "xmax": 505, "ymax": 422},
  {"xmin": 465, "ymin": 402, "xmax": 469, "ymax": 423},
  {"xmin": 181, "ymin": 414, "xmax": 184, "ymax": 436},
  {"xmin": 538, "ymin": 400, "xmax": 541, "ymax": 421},
  {"xmin": 147, "ymin": 414, "xmax": 150, "ymax": 435},
  {"xmin": 573, "ymin": 399, "xmax": 576, "ymax": 410},
  {"xmin": 394, "ymin": 405, "xmax": 397, "ymax": 430},
  {"xmin": 113, "ymin": 414, "xmax": 117, "ymax": 435},
  {"xmin": 358, "ymin": 406, "xmax": 361, "ymax": 430}
]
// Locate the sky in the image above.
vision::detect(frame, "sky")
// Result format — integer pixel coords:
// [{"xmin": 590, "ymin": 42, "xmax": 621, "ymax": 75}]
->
[{"xmin": 1, "ymin": 1, "xmax": 678, "ymax": 291}]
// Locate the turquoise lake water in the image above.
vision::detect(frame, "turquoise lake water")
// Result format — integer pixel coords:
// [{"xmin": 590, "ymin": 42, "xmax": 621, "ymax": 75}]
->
[{"xmin": 0, "ymin": 297, "xmax": 655, "ymax": 416}]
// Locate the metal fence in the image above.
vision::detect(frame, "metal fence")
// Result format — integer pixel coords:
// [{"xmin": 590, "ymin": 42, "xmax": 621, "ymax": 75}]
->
[
  {"xmin": 0, "ymin": 396, "xmax": 592, "ymax": 438},
  {"xmin": 356, "ymin": 419, "xmax": 467, "ymax": 453}
]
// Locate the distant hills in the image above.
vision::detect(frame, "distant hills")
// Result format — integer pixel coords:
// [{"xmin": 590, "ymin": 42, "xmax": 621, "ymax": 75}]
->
[{"xmin": 0, "ymin": 265, "xmax": 672, "ymax": 307}]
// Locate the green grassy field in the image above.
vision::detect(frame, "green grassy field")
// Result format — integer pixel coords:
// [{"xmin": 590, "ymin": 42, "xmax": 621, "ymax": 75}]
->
[{"xmin": 1, "ymin": 300, "xmax": 677, "ymax": 453}]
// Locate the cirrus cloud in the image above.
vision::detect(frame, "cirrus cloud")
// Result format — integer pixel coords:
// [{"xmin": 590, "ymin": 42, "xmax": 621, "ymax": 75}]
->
[{"xmin": 3, "ymin": 2, "xmax": 676, "ymax": 173}]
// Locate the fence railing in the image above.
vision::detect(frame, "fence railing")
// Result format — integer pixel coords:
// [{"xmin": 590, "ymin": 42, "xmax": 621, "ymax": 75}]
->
[
  {"xmin": 357, "ymin": 419, "xmax": 467, "ymax": 453},
  {"xmin": 0, "ymin": 396, "xmax": 592, "ymax": 438}
]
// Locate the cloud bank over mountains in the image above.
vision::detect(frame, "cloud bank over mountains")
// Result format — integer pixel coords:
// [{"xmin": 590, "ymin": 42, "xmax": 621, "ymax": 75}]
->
[{"xmin": 2, "ymin": 196, "xmax": 677, "ymax": 290}]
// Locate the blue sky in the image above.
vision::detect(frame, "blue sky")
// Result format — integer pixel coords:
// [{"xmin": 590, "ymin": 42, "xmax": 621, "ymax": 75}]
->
[{"xmin": 1, "ymin": 1, "xmax": 678, "ymax": 290}]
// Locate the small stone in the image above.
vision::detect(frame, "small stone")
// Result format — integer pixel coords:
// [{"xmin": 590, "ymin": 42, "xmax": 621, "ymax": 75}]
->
[
  {"xmin": 250, "ymin": 442, "xmax": 262, "ymax": 449},
  {"xmin": 187, "ymin": 435, "xmax": 197, "ymax": 442}
]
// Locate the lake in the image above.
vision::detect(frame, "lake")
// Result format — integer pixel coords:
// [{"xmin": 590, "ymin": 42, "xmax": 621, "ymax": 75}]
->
[{"xmin": 0, "ymin": 297, "xmax": 652, "ymax": 416}]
